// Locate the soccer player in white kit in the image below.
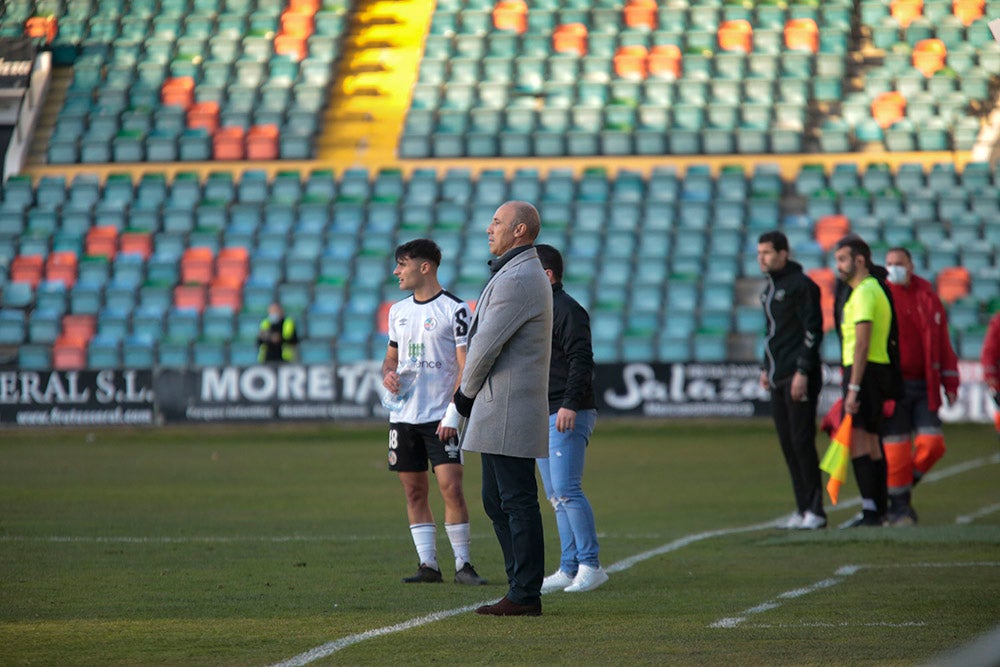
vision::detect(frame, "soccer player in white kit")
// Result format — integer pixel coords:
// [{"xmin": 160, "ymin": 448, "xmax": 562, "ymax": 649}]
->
[{"xmin": 381, "ymin": 239, "xmax": 487, "ymax": 585}]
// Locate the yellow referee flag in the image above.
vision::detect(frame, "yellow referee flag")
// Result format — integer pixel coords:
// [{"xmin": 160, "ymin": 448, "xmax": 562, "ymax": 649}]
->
[{"xmin": 819, "ymin": 413, "xmax": 853, "ymax": 505}]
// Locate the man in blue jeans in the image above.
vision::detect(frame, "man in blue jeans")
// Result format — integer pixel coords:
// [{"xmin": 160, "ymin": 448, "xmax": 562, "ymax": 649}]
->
[{"xmin": 535, "ymin": 245, "xmax": 608, "ymax": 594}]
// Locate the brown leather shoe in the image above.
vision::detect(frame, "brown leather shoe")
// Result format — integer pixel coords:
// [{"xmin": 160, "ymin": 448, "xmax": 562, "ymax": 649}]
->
[{"xmin": 475, "ymin": 595, "xmax": 542, "ymax": 617}]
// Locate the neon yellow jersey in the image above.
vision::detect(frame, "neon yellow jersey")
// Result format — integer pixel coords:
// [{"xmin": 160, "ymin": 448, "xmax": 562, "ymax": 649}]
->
[{"xmin": 841, "ymin": 276, "xmax": 891, "ymax": 365}]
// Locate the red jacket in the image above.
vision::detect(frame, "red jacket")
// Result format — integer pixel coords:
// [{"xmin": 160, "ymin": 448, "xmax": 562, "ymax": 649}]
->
[
  {"xmin": 888, "ymin": 274, "xmax": 960, "ymax": 412},
  {"xmin": 982, "ymin": 312, "xmax": 1000, "ymax": 392}
]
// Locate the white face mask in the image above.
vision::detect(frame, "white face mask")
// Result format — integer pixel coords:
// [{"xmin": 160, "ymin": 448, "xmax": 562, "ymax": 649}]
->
[{"xmin": 886, "ymin": 265, "xmax": 907, "ymax": 284}]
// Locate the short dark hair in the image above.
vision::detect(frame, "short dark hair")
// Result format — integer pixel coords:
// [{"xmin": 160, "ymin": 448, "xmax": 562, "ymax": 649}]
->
[
  {"xmin": 886, "ymin": 246, "xmax": 912, "ymax": 261},
  {"xmin": 835, "ymin": 233, "xmax": 872, "ymax": 269},
  {"xmin": 758, "ymin": 230, "xmax": 789, "ymax": 253},
  {"xmin": 395, "ymin": 238, "xmax": 441, "ymax": 266},
  {"xmin": 535, "ymin": 244, "xmax": 563, "ymax": 281}
]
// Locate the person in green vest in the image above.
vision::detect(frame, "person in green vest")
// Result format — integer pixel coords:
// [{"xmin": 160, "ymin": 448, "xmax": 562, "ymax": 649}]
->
[{"xmin": 258, "ymin": 302, "xmax": 298, "ymax": 362}]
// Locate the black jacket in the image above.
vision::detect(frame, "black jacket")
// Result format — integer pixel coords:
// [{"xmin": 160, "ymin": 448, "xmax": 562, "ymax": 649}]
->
[
  {"xmin": 548, "ymin": 282, "xmax": 597, "ymax": 414},
  {"xmin": 760, "ymin": 260, "xmax": 823, "ymax": 386}
]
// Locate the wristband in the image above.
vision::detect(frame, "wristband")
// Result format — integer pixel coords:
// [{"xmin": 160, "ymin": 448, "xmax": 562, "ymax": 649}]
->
[
  {"xmin": 848, "ymin": 383, "xmax": 861, "ymax": 392},
  {"xmin": 441, "ymin": 402, "xmax": 461, "ymax": 429},
  {"xmin": 453, "ymin": 389, "xmax": 475, "ymax": 418}
]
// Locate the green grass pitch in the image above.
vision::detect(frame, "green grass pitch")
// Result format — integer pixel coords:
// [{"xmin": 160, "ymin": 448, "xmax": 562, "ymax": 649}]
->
[{"xmin": 1, "ymin": 419, "xmax": 998, "ymax": 666}]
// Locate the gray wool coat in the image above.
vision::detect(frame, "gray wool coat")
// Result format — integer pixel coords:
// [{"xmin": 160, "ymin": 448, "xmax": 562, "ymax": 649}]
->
[{"xmin": 459, "ymin": 246, "xmax": 553, "ymax": 459}]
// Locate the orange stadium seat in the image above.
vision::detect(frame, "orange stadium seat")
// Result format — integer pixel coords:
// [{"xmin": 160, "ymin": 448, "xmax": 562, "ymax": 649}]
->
[
  {"xmin": 246, "ymin": 124, "xmax": 280, "ymax": 160},
  {"xmin": 119, "ymin": 231, "xmax": 153, "ymax": 260},
  {"xmin": 614, "ymin": 45, "xmax": 649, "ymax": 79},
  {"xmin": 280, "ymin": 9, "xmax": 315, "ymax": 38},
  {"xmin": 890, "ymin": 0, "xmax": 924, "ymax": 28},
  {"xmin": 274, "ymin": 34, "xmax": 307, "ymax": 60},
  {"xmin": 553, "ymin": 23, "xmax": 588, "ymax": 56},
  {"xmin": 11, "ymin": 255, "xmax": 44, "ymax": 288},
  {"xmin": 61, "ymin": 313, "xmax": 96, "ymax": 342},
  {"xmin": 807, "ymin": 268, "xmax": 838, "ymax": 332},
  {"xmin": 161, "ymin": 77, "xmax": 195, "ymax": 109},
  {"xmin": 493, "ymin": 1, "xmax": 528, "ymax": 34},
  {"xmin": 953, "ymin": 0, "xmax": 985, "ymax": 26},
  {"xmin": 25, "ymin": 16, "xmax": 57, "ymax": 43},
  {"xmin": 212, "ymin": 126, "xmax": 246, "ymax": 161},
  {"xmin": 872, "ymin": 91, "xmax": 907, "ymax": 129},
  {"xmin": 45, "ymin": 251, "xmax": 78, "ymax": 288},
  {"xmin": 784, "ymin": 18, "xmax": 819, "ymax": 53},
  {"xmin": 719, "ymin": 20, "xmax": 753, "ymax": 53},
  {"xmin": 208, "ymin": 277, "xmax": 243, "ymax": 311},
  {"xmin": 84, "ymin": 226, "xmax": 118, "ymax": 258},
  {"xmin": 52, "ymin": 335, "xmax": 88, "ymax": 370},
  {"xmin": 912, "ymin": 39, "xmax": 947, "ymax": 77},
  {"xmin": 289, "ymin": 0, "xmax": 319, "ymax": 11},
  {"xmin": 187, "ymin": 101, "xmax": 220, "ymax": 133},
  {"xmin": 647, "ymin": 44, "xmax": 682, "ymax": 79},
  {"xmin": 181, "ymin": 247, "xmax": 214, "ymax": 284},
  {"xmin": 216, "ymin": 247, "xmax": 250, "ymax": 283},
  {"xmin": 377, "ymin": 301, "xmax": 393, "ymax": 335},
  {"xmin": 174, "ymin": 284, "xmax": 208, "ymax": 312},
  {"xmin": 936, "ymin": 266, "xmax": 970, "ymax": 303},
  {"xmin": 814, "ymin": 214, "xmax": 851, "ymax": 251},
  {"xmin": 623, "ymin": 0, "xmax": 658, "ymax": 30}
]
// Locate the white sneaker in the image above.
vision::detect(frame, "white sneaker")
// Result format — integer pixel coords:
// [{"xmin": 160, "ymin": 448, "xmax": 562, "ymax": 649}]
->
[
  {"xmin": 564, "ymin": 564, "xmax": 609, "ymax": 593},
  {"xmin": 776, "ymin": 511, "xmax": 803, "ymax": 529},
  {"xmin": 798, "ymin": 511, "xmax": 827, "ymax": 530},
  {"xmin": 541, "ymin": 569, "xmax": 575, "ymax": 594}
]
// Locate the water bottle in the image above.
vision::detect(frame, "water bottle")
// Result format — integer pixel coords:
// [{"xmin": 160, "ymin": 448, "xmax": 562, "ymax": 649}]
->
[{"xmin": 381, "ymin": 367, "xmax": 418, "ymax": 412}]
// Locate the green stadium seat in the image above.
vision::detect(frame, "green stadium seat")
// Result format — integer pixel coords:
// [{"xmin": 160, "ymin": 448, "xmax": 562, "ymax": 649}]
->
[{"xmin": 18, "ymin": 343, "xmax": 51, "ymax": 370}]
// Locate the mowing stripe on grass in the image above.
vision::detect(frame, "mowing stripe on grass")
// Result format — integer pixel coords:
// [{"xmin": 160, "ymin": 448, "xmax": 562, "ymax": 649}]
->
[
  {"xmin": 0, "ymin": 535, "xmax": 398, "ymax": 544},
  {"xmin": 7, "ymin": 454, "xmax": 996, "ymax": 548},
  {"xmin": 744, "ymin": 621, "xmax": 929, "ymax": 628},
  {"xmin": 262, "ymin": 453, "xmax": 995, "ymax": 665},
  {"xmin": 709, "ymin": 562, "xmax": 1000, "ymax": 629}
]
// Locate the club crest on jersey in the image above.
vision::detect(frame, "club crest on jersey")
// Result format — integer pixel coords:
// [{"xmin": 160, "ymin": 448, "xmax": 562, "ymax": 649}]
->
[
  {"xmin": 423, "ymin": 317, "xmax": 437, "ymax": 331},
  {"xmin": 408, "ymin": 342, "xmax": 424, "ymax": 363}
]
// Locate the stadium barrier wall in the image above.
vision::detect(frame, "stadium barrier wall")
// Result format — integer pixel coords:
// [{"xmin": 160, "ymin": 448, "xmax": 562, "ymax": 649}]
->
[{"xmin": 0, "ymin": 362, "xmax": 994, "ymax": 427}]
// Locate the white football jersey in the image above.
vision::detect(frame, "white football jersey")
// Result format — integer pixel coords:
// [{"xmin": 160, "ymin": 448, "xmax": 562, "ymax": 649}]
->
[{"xmin": 387, "ymin": 290, "xmax": 470, "ymax": 425}]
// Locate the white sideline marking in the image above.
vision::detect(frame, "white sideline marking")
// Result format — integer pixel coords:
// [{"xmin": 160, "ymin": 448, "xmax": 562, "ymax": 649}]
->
[
  {"xmin": 6, "ymin": 454, "xmax": 997, "ymax": 665},
  {"xmin": 268, "ymin": 604, "xmax": 487, "ymax": 667},
  {"xmin": 956, "ymin": 502, "xmax": 1000, "ymax": 525},
  {"xmin": 709, "ymin": 562, "xmax": 1000, "ymax": 629},
  {"xmin": 259, "ymin": 452, "xmax": 995, "ymax": 664}
]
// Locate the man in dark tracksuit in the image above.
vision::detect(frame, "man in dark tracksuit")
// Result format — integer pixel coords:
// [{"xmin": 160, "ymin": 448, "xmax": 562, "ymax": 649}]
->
[{"xmin": 757, "ymin": 231, "xmax": 826, "ymax": 530}]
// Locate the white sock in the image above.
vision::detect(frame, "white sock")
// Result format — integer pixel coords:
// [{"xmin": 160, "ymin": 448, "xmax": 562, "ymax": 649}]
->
[
  {"xmin": 409, "ymin": 523, "xmax": 438, "ymax": 571},
  {"xmin": 445, "ymin": 522, "xmax": 471, "ymax": 572}
]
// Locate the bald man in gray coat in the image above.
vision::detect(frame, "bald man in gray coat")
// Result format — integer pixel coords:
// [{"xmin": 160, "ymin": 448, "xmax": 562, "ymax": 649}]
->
[{"xmin": 454, "ymin": 200, "xmax": 553, "ymax": 617}]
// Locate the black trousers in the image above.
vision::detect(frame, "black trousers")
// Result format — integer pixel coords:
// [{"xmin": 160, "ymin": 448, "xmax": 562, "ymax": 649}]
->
[
  {"xmin": 770, "ymin": 377, "xmax": 825, "ymax": 517},
  {"xmin": 480, "ymin": 452, "xmax": 544, "ymax": 605}
]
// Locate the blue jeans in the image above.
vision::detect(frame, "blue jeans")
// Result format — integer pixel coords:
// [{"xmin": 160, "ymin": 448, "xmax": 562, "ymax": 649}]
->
[{"xmin": 536, "ymin": 409, "xmax": 599, "ymax": 575}]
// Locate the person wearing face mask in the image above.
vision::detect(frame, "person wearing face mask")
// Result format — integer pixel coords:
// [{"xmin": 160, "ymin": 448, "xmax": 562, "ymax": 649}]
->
[
  {"xmin": 258, "ymin": 302, "xmax": 298, "ymax": 362},
  {"xmin": 881, "ymin": 247, "xmax": 960, "ymax": 525}
]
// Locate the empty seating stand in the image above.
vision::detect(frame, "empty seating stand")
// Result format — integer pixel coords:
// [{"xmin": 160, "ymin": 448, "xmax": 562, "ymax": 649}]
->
[
  {"xmin": 29, "ymin": 0, "xmax": 350, "ymax": 165},
  {"xmin": 1, "ymin": 162, "xmax": 997, "ymax": 369}
]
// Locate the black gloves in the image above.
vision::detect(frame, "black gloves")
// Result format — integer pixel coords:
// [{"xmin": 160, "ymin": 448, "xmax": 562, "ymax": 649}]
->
[{"xmin": 453, "ymin": 389, "xmax": 475, "ymax": 418}]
